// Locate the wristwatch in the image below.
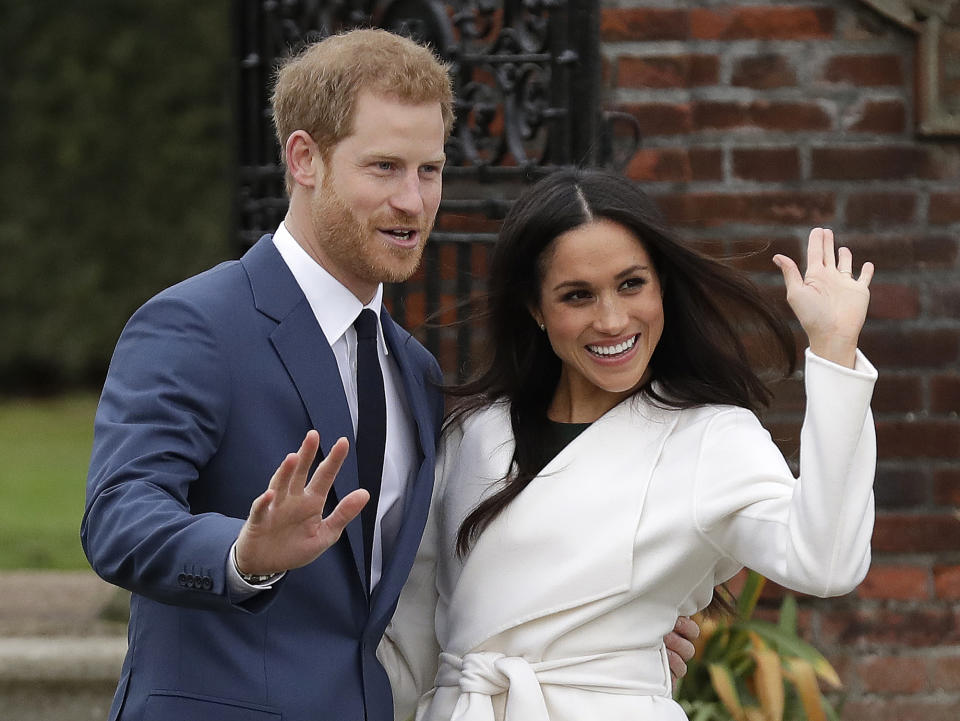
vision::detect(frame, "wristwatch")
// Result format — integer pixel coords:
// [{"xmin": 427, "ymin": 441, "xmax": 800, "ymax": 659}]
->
[{"xmin": 233, "ymin": 546, "xmax": 282, "ymax": 586}]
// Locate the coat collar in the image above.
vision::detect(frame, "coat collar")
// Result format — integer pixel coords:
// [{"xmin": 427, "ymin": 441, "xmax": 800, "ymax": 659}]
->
[{"xmin": 445, "ymin": 395, "xmax": 679, "ymax": 653}]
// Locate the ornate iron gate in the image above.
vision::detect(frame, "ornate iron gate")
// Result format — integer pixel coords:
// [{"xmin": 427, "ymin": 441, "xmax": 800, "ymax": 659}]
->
[{"xmin": 234, "ymin": 0, "xmax": 638, "ymax": 379}]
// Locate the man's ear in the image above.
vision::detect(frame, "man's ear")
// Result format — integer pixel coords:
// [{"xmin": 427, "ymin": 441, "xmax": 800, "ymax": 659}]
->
[{"xmin": 285, "ymin": 130, "xmax": 322, "ymax": 189}]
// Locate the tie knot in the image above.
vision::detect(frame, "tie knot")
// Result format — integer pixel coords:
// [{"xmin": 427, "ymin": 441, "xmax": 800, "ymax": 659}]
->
[{"xmin": 354, "ymin": 308, "xmax": 378, "ymax": 341}]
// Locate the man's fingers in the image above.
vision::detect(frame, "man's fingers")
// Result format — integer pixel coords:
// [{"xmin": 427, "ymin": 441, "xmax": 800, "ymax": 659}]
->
[
  {"xmin": 666, "ymin": 647, "xmax": 687, "ymax": 684},
  {"xmin": 292, "ymin": 431, "xmax": 321, "ymax": 491},
  {"xmin": 306, "ymin": 437, "xmax": 350, "ymax": 496},
  {"xmin": 674, "ymin": 616, "xmax": 701, "ymax": 648},
  {"xmin": 664, "ymin": 630, "xmax": 696, "ymax": 665},
  {"xmin": 247, "ymin": 489, "xmax": 275, "ymax": 526},
  {"xmin": 858, "ymin": 261, "xmax": 875, "ymax": 287},
  {"xmin": 323, "ymin": 488, "xmax": 370, "ymax": 536},
  {"xmin": 267, "ymin": 453, "xmax": 299, "ymax": 500}
]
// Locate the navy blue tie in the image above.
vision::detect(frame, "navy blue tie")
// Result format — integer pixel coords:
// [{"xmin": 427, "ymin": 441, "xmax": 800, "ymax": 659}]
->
[{"xmin": 354, "ymin": 309, "xmax": 385, "ymax": 590}]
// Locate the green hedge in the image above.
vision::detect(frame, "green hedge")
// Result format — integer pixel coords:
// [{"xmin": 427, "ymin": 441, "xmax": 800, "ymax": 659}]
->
[{"xmin": 0, "ymin": 0, "xmax": 234, "ymax": 392}]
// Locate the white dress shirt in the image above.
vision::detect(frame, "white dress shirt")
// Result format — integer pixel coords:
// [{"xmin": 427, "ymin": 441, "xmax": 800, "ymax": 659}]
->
[{"xmin": 228, "ymin": 222, "xmax": 419, "ymax": 595}]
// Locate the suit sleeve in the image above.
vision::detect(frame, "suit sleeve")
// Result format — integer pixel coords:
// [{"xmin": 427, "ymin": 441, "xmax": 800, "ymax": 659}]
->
[
  {"xmin": 694, "ymin": 349, "xmax": 878, "ymax": 597},
  {"xmin": 81, "ymin": 293, "xmax": 264, "ymax": 611}
]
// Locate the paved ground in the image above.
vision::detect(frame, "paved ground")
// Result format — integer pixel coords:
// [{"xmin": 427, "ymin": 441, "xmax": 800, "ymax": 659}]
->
[
  {"xmin": 0, "ymin": 571, "xmax": 127, "ymax": 719},
  {"xmin": 0, "ymin": 570, "xmax": 127, "ymax": 638}
]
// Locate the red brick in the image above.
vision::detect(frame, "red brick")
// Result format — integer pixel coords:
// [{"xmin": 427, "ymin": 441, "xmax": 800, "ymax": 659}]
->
[
  {"xmin": 694, "ymin": 101, "xmax": 831, "ymax": 131},
  {"xmin": 934, "ymin": 468, "xmax": 960, "ymax": 506},
  {"xmin": 930, "ymin": 192, "xmax": 960, "ymax": 223},
  {"xmin": 837, "ymin": 235, "xmax": 957, "ymax": 269},
  {"xmin": 874, "ymin": 465, "xmax": 930, "ymax": 508},
  {"xmin": 859, "ymin": 327, "xmax": 960, "ymax": 367},
  {"xmin": 857, "ymin": 565, "xmax": 931, "ymax": 601},
  {"xmin": 600, "ymin": 9, "xmax": 689, "ymax": 41},
  {"xmin": 656, "ymin": 192, "xmax": 834, "ymax": 227},
  {"xmin": 732, "ymin": 54, "xmax": 797, "ymax": 88},
  {"xmin": 625, "ymin": 148, "xmax": 722, "ymax": 182},
  {"xmin": 873, "ymin": 513, "xmax": 960, "ymax": 553},
  {"xmin": 931, "ymin": 286, "xmax": 960, "ymax": 318},
  {"xmin": 876, "ymin": 419, "xmax": 960, "ymax": 459},
  {"xmin": 846, "ymin": 193, "xmax": 916, "ymax": 228},
  {"xmin": 932, "ymin": 655, "xmax": 960, "ymax": 690},
  {"xmin": 617, "ymin": 103, "xmax": 693, "ymax": 136},
  {"xmin": 732, "ymin": 148, "xmax": 801, "ymax": 182},
  {"xmin": 842, "ymin": 700, "xmax": 960, "ymax": 721},
  {"xmin": 616, "ymin": 55, "xmax": 719, "ymax": 88},
  {"xmin": 921, "ymin": 144, "xmax": 960, "ymax": 180},
  {"xmin": 811, "ymin": 146, "xmax": 925, "ymax": 180},
  {"xmin": 871, "ymin": 374, "xmax": 923, "ymax": 412},
  {"xmin": 934, "ymin": 565, "xmax": 960, "ymax": 600},
  {"xmin": 819, "ymin": 605, "xmax": 960, "ymax": 647},
  {"xmin": 866, "ymin": 282, "xmax": 920, "ymax": 319},
  {"xmin": 823, "ymin": 54, "xmax": 904, "ymax": 86},
  {"xmin": 845, "ymin": 99, "xmax": 907, "ymax": 133},
  {"xmin": 931, "ymin": 375, "xmax": 960, "ymax": 414},
  {"xmin": 854, "ymin": 654, "xmax": 929, "ymax": 692},
  {"xmin": 690, "ymin": 7, "xmax": 835, "ymax": 40}
]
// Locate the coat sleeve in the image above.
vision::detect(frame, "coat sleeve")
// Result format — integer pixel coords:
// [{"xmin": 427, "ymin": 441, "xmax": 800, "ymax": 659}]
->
[
  {"xmin": 80, "ymin": 293, "xmax": 269, "ymax": 611},
  {"xmin": 694, "ymin": 349, "xmax": 878, "ymax": 597},
  {"xmin": 378, "ymin": 423, "xmax": 459, "ymax": 721}
]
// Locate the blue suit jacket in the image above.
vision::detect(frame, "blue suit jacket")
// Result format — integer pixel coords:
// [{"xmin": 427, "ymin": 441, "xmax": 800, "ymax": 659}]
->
[{"xmin": 81, "ymin": 236, "xmax": 444, "ymax": 721}]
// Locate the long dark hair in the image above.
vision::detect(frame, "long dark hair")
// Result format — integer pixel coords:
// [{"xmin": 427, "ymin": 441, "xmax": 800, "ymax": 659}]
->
[{"xmin": 449, "ymin": 168, "xmax": 796, "ymax": 557}]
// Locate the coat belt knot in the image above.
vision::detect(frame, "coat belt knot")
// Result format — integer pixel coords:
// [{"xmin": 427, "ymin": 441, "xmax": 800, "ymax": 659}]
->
[{"xmin": 434, "ymin": 645, "xmax": 670, "ymax": 721}]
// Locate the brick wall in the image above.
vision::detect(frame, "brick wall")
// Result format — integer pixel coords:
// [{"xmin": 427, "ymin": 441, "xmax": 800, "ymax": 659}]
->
[{"xmin": 601, "ymin": 1, "xmax": 960, "ymax": 718}]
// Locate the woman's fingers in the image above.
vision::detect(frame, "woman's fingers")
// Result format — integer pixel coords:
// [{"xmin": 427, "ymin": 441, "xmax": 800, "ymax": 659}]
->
[
  {"xmin": 821, "ymin": 227, "xmax": 836, "ymax": 269},
  {"xmin": 837, "ymin": 246, "xmax": 853, "ymax": 274},
  {"xmin": 772, "ymin": 253, "xmax": 803, "ymax": 292}
]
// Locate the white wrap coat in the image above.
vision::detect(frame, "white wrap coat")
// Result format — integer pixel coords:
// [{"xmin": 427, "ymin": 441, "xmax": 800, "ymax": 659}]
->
[{"xmin": 379, "ymin": 349, "xmax": 878, "ymax": 721}]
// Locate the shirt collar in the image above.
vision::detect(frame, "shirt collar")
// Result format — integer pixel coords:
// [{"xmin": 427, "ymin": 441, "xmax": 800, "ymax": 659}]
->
[{"xmin": 272, "ymin": 222, "xmax": 386, "ymax": 351}]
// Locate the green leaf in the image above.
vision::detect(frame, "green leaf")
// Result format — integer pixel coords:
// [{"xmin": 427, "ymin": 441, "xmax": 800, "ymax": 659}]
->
[
  {"xmin": 778, "ymin": 594, "xmax": 798, "ymax": 635},
  {"xmin": 737, "ymin": 571, "xmax": 766, "ymax": 619}
]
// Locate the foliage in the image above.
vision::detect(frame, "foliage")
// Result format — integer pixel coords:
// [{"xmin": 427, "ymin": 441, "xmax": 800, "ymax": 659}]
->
[
  {"xmin": 0, "ymin": 394, "xmax": 98, "ymax": 569},
  {"xmin": 0, "ymin": 0, "xmax": 234, "ymax": 392},
  {"xmin": 675, "ymin": 572, "xmax": 843, "ymax": 721}
]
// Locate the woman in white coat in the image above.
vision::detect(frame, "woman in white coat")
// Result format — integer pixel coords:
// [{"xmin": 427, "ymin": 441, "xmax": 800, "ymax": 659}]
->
[{"xmin": 380, "ymin": 168, "xmax": 877, "ymax": 721}]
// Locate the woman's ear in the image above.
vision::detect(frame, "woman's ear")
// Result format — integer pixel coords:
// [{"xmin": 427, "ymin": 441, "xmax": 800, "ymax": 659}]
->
[{"xmin": 528, "ymin": 305, "xmax": 545, "ymax": 332}]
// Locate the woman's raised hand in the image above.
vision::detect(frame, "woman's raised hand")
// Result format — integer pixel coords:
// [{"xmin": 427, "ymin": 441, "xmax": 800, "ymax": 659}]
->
[{"xmin": 773, "ymin": 228, "xmax": 874, "ymax": 368}]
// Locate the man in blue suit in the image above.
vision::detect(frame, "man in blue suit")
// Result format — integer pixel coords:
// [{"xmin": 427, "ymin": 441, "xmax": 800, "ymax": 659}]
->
[
  {"xmin": 82, "ymin": 27, "xmax": 698, "ymax": 721},
  {"xmin": 82, "ymin": 29, "xmax": 454, "ymax": 721}
]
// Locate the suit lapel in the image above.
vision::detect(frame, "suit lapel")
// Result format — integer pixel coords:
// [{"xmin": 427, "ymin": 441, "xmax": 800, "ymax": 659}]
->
[
  {"xmin": 242, "ymin": 236, "xmax": 366, "ymax": 588},
  {"xmin": 369, "ymin": 312, "xmax": 438, "ymax": 621}
]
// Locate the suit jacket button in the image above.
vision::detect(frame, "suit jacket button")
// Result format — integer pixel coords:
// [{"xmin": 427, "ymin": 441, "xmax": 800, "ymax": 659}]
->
[
  {"xmin": 177, "ymin": 573, "xmax": 187, "ymax": 586},
  {"xmin": 202, "ymin": 576, "xmax": 213, "ymax": 590},
  {"xmin": 184, "ymin": 573, "xmax": 194, "ymax": 588}
]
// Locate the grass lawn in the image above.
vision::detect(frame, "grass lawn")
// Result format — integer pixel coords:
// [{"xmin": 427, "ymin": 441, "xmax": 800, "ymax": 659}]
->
[{"xmin": 0, "ymin": 394, "xmax": 99, "ymax": 569}]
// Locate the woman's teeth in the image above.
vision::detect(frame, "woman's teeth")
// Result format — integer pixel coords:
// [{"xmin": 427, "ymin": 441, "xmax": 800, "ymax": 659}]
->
[{"xmin": 587, "ymin": 335, "xmax": 637, "ymax": 356}]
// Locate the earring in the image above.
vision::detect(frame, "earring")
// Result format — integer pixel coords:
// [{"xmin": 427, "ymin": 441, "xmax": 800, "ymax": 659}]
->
[{"xmin": 539, "ymin": 323, "xmax": 545, "ymax": 331}]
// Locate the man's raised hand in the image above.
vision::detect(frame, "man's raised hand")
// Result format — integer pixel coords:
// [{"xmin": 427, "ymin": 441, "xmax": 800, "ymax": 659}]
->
[{"xmin": 235, "ymin": 431, "xmax": 368, "ymax": 576}]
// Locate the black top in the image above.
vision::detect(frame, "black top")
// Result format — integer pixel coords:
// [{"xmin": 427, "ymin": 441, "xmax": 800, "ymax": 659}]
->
[{"xmin": 533, "ymin": 418, "xmax": 592, "ymax": 475}]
